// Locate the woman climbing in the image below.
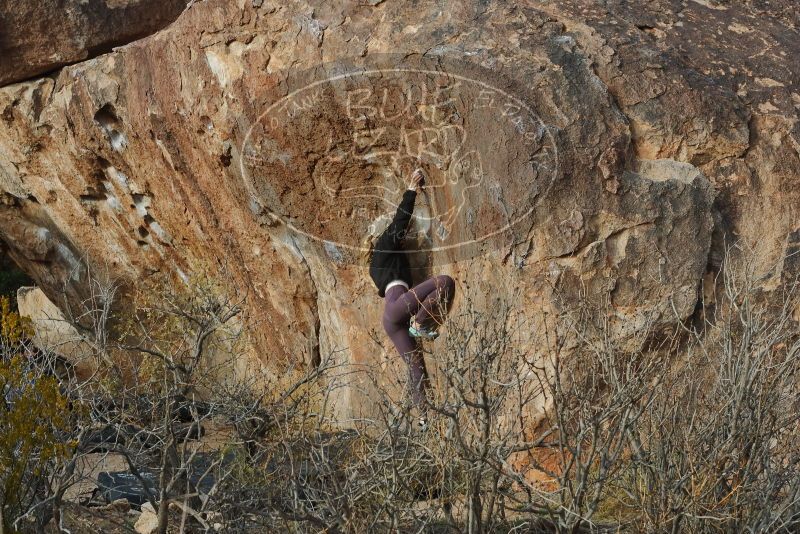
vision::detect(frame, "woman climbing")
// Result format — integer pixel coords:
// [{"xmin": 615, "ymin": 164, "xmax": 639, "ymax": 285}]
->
[{"xmin": 367, "ymin": 167, "xmax": 456, "ymax": 430}]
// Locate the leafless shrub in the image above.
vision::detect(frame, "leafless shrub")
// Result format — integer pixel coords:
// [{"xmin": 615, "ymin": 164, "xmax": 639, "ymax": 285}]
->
[
  {"xmin": 11, "ymin": 247, "xmax": 799, "ymax": 534},
  {"xmin": 14, "ymin": 262, "xmax": 250, "ymax": 533},
  {"xmin": 620, "ymin": 248, "xmax": 800, "ymax": 533},
  {"xmin": 521, "ymin": 288, "xmax": 668, "ymax": 533}
]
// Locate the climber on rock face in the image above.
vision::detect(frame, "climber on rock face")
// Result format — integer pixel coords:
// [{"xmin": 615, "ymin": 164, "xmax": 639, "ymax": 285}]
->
[{"xmin": 365, "ymin": 166, "xmax": 456, "ymax": 431}]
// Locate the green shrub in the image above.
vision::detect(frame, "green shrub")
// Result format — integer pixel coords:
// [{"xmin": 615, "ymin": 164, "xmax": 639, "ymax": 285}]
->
[{"xmin": 0, "ymin": 297, "xmax": 72, "ymax": 532}]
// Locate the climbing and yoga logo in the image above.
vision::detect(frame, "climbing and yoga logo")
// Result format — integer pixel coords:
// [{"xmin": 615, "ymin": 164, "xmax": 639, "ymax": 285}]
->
[{"xmin": 240, "ymin": 55, "xmax": 558, "ymax": 265}]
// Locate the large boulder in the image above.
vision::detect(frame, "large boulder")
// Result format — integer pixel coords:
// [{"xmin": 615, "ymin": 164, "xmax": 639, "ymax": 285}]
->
[
  {"xmin": 16, "ymin": 285, "xmax": 94, "ymax": 377},
  {"xmin": 0, "ymin": 0, "xmax": 188, "ymax": 86},
  {"xmin": 0, "ymin": 0, "xmax": 797, "ymax": 420}
]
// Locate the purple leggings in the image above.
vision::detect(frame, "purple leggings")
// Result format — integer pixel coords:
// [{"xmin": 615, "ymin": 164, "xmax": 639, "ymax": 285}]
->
[{"xmin": 382, "ymin": 275, "xmax": 456, "ymax": 407}]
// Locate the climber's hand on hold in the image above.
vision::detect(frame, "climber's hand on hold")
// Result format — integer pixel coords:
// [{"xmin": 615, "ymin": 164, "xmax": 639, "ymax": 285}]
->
[{"xmin": 408, "ymin": 168, "xmax": 426, "ymax": 190}]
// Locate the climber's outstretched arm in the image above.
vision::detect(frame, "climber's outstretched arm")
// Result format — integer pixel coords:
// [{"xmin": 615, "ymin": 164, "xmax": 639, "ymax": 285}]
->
[{"xmin": 376, "ymin": 168, "xmax": 425, "ymax": 251}]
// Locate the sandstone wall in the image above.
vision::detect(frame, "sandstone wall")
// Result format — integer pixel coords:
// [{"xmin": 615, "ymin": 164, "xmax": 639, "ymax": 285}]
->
[
  {"xmin": 0, "ymin": 0, "xmax": 797, "ymax": 419},
  {"xmin": 0, "ymin": 0, "xmax": 188, "ymax": 85}
]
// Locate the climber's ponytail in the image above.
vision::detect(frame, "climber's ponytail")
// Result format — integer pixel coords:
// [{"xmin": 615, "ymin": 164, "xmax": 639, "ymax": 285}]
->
[
  {"xmin": 361, "ymin": 215, "xmax": 390, "ymax": 266},
  {"xmin": 360, "ymin": 233, "xmax": 376, "ymax": 266}
]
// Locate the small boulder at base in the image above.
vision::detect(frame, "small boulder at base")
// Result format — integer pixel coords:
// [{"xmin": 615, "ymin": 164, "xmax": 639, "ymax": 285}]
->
[{"xmin": 134, "ymin": 502, "xmax": 158, "ymax": 534}]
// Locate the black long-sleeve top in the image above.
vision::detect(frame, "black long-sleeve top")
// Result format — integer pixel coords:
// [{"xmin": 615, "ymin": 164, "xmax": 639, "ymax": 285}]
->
[{"xmin": 369, "ymin": 189, "xmax": 417, "ymax": 297}]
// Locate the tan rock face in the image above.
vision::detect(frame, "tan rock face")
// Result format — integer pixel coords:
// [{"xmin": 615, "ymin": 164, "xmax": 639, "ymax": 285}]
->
[
  {"xmin": 16, "ymin": 286, "xmax": 94, "ymax": 377},
  {"xmin": 0, "ymin": 0, "xmax": 187, "ymax": 86},
  {"xmin": 0, "ymin": 0, "xmax": 797, "ymax": 419}
]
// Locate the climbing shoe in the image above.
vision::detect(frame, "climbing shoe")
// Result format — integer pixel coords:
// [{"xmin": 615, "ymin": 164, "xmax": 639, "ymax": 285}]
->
[
  {"xmin": 408, "ymin": 319, "xmax": 439, "ymax": 339},
  {"xmin": 418, "ymin": 417, "xmax": 429, "ymax": 433},
  {"xmin": 409, "ymin": 321, "xmax": 439, "ymax": 339}
]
